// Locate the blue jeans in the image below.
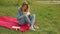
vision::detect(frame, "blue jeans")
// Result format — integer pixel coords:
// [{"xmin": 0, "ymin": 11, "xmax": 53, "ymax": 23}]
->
[{"xmin": 17, "ymin": 14, "xmax": 35, "ymax": 26}]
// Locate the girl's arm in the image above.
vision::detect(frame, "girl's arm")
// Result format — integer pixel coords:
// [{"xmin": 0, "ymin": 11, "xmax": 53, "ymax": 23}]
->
[
  {"xmin": 17, "ymin": 9, "xmax": 26, "ymax": 19},
  {"xmin": 17, "ymin": 8, "xmax": 22, "ymax": 19}
]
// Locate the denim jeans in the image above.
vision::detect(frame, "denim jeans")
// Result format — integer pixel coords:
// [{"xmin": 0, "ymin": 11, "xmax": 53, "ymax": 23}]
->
[{"xmin": 17, "ymin": 14, "xmax": 35, "ymax": 26}]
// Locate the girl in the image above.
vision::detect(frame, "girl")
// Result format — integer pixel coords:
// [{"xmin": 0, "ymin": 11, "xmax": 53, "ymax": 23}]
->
[{"xmin": 17, "ymin": 2, "xmax": 39, "ymax": 31}]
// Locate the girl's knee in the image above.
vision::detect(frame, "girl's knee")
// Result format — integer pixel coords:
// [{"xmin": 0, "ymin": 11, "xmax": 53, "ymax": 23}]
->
[
  {"xmin": 24, "ymin": 14, "xmax": 29, "ymax": 19},
  {"xmin": 32, "ymin": 14, "xmax": 35, "ymax": 17}
]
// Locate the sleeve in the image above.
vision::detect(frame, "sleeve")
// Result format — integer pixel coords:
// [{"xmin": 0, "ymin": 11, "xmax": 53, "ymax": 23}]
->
[
  {"xmin": 17, "ymin": 9, "xmax": 22, "ymax": 19},
  {"xmin": 17, "ymin": 8, "xmax": 24, "ymax": 19}
]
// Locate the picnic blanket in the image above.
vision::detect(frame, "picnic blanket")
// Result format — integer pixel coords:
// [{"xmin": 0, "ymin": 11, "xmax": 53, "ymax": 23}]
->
[{"xmin": 0, "ymin": 16, "xmax": 30, "ymax": 32}]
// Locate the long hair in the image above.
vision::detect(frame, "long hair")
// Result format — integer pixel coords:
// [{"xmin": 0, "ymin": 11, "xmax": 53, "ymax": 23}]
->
[{"xmin": 20, "ymin": 2, "xmax": 30, "ymax": 12}]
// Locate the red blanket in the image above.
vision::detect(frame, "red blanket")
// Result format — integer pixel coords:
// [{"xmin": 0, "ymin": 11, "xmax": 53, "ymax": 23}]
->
[{"xmin": 0, "ymin": 16, "xmax": 30, "ymax": 32}]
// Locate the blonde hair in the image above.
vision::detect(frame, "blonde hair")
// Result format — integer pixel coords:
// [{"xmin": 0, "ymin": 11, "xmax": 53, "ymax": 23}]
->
[{"xmin": 20, "ymin": 2, "xmax": 30, "ymax": 12}]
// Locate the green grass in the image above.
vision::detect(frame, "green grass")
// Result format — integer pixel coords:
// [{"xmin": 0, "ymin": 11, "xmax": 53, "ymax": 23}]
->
[{"xmin": 0, "ymin": 0, "xmax": 60, "ymax": 34}]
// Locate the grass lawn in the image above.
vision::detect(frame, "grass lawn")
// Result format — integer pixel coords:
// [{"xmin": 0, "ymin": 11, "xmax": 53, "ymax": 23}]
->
[{"xmin": 0, "ymin": 0, "xmax": 60, "ymax": 34}]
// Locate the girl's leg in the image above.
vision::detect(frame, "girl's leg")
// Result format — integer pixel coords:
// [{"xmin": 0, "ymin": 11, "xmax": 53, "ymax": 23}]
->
[
  {"xmin": 24, "ymin": 14, "xmax": 36, "ymax": 31},
  {"xmin": 19, "ymin": 14, "xmax": 36, "ymax": 31},
  {"xmin": 17, "ymin": 14, "xmax": 31, "ymax": 25},
  {"xmin": 17, "ymin": 14, "xmax": 30, "ymax": 25},
  {"xmin": 17, "ymin": 16, "xmax": 26, "ymax": 25},
  {"xmin": 30, "ymin": 14, "xmax": 35, "ymax": 28},
  {"xmin": 24, "ymin": 14, "xmax": 35, "ymax": 26},
  {"xmin": 30, "ymin": 14, "xmax": 39, "ymax": 29},
  {"xmin": 24, "ymin": 15, "xmax": 31, "ymax": 23}
]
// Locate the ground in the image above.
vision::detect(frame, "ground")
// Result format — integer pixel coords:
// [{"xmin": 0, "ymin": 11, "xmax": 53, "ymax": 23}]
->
[{"xmin": 0, "ymin": 0, "xmax": 60, "ymax": 34}]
